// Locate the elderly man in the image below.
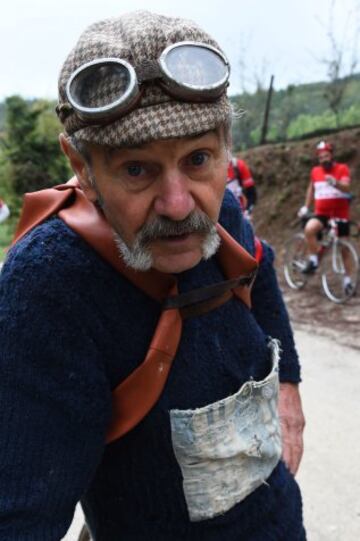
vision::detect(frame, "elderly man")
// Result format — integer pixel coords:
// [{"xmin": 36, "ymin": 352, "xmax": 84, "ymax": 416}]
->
[{"xmin": 0, "ymin": 11, "xmax": 305, "ymax": 541}]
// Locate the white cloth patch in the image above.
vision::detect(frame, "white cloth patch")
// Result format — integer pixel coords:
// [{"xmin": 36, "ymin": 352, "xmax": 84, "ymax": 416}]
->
[{"xmin": 170, "ymin": 339, "xmax": 282, "ymax": 522}]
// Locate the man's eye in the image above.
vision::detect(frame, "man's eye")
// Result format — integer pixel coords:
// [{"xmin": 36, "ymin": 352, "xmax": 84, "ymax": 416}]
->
[
  {"xmin": 190, "ymin": 151, "xmax": 208, "ymax": 167},
  {"xmin": 126, "ymin": 164, "xmax": 144, "ymax": 177}
]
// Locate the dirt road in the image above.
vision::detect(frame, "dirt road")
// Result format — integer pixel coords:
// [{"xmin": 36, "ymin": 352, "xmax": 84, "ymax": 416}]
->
[{"xmin": 62, "ymin": 327, "xmax": 360, "ymax": 540}]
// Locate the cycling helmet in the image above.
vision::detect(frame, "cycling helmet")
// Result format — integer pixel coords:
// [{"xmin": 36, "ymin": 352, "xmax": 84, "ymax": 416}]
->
[{"xmin": 316, "ymin": 140, "xmax": 333, "ymax": 154}]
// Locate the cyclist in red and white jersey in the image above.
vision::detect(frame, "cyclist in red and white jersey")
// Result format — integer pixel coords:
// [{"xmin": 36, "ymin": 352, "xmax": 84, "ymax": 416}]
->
[
  {"xmin": 298, "ymin": 140, "xmax": 353, "ymax": 291},
  {"xmin": 226, "ymin": 157, "xmax": 257, "ymax": 219}
]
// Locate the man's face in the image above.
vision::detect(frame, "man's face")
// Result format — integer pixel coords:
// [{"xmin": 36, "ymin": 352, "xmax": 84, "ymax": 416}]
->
[
  {"xmin": 80, "ymin": 130, "xmax": 228, "ymax": 273},
  {"xmin": 318, "ymin": 150, "xmax": 332, "ymax": 165}
]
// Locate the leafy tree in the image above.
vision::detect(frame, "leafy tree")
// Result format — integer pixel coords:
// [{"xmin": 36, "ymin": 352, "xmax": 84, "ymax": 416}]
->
[
  {"xmin": 287, "ymin": 110, "xmax": 337, "ymax": 139},
  {"xmin": 1, "ymin": 96, "xmax": 70, "ymax": 207},
  {"xmin": 316, "ymin": 0, "xmax": 359, "ymax": 126}
]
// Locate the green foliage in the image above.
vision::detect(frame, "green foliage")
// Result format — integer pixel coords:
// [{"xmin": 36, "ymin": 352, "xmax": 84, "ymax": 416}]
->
[
  {"xmin": 230, "ymin": 73, "xmax": 360, "ymax": 150},
  {"xmin": 340, "ymin": 104, "xmax": 360, "ymax": 125},
  {"xmin": 1, "ymin": 96, "xmax": 70, "ymax": 197},
  {"xmin": 287, "ymin": 110, "xmax": 336, "ymax": 138}
]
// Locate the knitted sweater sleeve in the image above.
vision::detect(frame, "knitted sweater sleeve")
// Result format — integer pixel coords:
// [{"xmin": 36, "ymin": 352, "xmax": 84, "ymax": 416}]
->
[
  {"xmin": 220, "ymin": 191, "xmax": 301, "ymax": 383},
  {"xmin": 0, "ymin": 228, "xmax": 112, "ymax": 540},
  {"xmin": 250, "ymin": 238, "xmax": 301, "ymax": 383}
]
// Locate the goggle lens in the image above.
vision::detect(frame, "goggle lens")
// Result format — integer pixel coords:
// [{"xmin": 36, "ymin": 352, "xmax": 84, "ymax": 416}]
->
[
  {"xmin": 63, "ymin": 42, "xmax": 229, "ymax": 127},
  {"xmin": 69, "ymin": 62, "xmax": 131, "ymax": 110},
  {"xmin": 164, "ymin": 44, "xmax": 228, "ymax": 88}
]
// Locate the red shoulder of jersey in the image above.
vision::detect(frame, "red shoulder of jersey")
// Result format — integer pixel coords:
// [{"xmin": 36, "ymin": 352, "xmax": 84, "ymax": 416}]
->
[{"xmin": 238, "ymin": 160, "xmax": 255, "ymax": 188}]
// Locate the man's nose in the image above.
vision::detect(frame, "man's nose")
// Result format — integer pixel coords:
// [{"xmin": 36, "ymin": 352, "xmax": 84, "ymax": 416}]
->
[{"xmin": 154, "ymin": 171, "xmax": 195, "ymax": 221}]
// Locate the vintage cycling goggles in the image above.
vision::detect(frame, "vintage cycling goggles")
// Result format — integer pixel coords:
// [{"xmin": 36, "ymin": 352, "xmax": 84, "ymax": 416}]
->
[{"xmin": 59, "ymin": 41, "xmax": 230, "ymax": 125}]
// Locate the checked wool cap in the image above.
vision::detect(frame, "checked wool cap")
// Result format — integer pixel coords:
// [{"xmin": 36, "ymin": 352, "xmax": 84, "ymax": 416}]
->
[{"xmin": 57, "ymin": 10, "xmax": 232, "ymax": 147}]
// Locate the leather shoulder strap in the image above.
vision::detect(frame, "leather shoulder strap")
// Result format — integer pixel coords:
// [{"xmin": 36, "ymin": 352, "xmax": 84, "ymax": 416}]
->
[
  {"xmin": 107, "ymin": 285, "xmax": 182, "ymax": 443},
  {"xmin": 12, "ymin": 179, "xmax": 258, "ymax": 306},
  {"xmin": 216, "ymin": 224, "xmax": 257, "ymax": 307},
  {"xmin": 12, "ymin": 181, "xmax": 76, "ymax": 245},
  {"xmin": 11, "ymin": 180, "xmax": 259, "ymax": 443},
  {"xmin": 254, "ymin": 236, "xmax": 263, "ymax": 263},
  {"xmin": 59, "ymin": 187, "xmax": 175, "ymax": 302},
  {"xmin": 13, "ymin": 178, "xmax": 175, "ymax": 303}
]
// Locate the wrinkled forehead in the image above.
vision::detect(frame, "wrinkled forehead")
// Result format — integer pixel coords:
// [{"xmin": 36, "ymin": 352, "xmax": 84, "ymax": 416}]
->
[{"xmin": 94, "ymin": 128, "xmax": 226, "ymax": 163}]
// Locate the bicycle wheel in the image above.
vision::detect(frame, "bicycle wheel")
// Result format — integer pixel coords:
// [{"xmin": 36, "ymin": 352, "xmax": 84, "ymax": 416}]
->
[
  {"xmin": 283, "ymin": 232, "xmax": 308, "ymax": 290},
  {"xmin": 321, "ymin": 239, "xmax": 359, "ymax": 303}
]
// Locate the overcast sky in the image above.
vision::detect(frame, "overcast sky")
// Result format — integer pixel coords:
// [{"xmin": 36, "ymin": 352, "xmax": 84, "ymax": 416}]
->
[{"xmin": 1, "ymin": 0, "xmax": 359, "ymax": 100}]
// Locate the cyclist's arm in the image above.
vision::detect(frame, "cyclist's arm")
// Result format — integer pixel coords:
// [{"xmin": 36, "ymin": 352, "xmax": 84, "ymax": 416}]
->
[
  {"xmin": 333, "ymin": 180, "xmax": 351, "ymax": 193},
  {"xmin": 304, "ymin": 180, "xmax": 314, "ymax": 209},
  {"xmin": 329, "ymin": 164, "xmax": 351, "ymax": 193}
]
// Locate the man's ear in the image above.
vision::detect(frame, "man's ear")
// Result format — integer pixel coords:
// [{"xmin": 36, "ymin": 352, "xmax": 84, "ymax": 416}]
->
[{"xmin": 59, "ymin": 133, "xmax": 97, "ymax": 202}]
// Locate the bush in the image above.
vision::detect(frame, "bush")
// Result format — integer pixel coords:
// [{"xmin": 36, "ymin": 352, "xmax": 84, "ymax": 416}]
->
[{"xmin": 0, "ymin": 96, "xmax": 70, "ymax": 218}]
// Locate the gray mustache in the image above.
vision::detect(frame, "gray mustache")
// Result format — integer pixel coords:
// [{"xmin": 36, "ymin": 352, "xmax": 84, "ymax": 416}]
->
[{"xmin": 139, "ymin": 212, "xmax": 215, "ymax": 246}]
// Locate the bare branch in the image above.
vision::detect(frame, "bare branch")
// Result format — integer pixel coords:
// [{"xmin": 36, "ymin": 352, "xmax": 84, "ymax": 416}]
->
[{"xmin": 314, "ymin": 0, "xmax": 359, "ymax": 126}]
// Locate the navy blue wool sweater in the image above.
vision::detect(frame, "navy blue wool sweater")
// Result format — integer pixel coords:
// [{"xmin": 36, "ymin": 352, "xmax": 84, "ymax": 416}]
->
[{"xmin": 0, "ymin": 190, "xmax": 304, "ymax": 540}]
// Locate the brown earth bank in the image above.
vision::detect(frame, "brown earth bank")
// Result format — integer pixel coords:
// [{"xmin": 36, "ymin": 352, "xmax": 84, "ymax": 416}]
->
[{"xmin": 241, "ymin": 128, "xmax": 360, "ymax": 349}]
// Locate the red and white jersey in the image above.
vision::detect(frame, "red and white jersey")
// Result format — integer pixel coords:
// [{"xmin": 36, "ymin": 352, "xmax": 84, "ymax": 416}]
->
[
  {"xmin": 311, "ymin": 162, "xmax": 351, "ymax": 220},
  {"xmin": 227, "ymin": 159, "xmax": 255, "ymax": 189},
  {"xmin": 226, "ymin": 158, "xmax": 255, "ymax": 205}
]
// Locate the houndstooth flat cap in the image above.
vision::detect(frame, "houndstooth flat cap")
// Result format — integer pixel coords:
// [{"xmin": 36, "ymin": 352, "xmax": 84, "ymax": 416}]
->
[{"xmin": 57, "ymin": 10, "xmax": 231, "ymax": 147}]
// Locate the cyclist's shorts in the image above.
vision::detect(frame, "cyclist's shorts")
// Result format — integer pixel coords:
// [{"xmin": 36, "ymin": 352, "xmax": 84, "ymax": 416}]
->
[{"xmin": 314, "ymin": 215, "xmax": 350, "ymax": 237}]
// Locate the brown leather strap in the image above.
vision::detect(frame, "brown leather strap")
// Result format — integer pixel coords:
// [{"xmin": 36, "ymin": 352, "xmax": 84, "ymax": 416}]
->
[
  {"xmin": 11, "ymin": 179, "xmax": 259, "ymax": 443},
  {"xmin": 179, "ymin": 290, "xmax": 233, "ymax": 319},
  {"xmin": 216, "ymin": 224, "xmax": 257, "ymax": 307},
  {"xmin": 107, "ymin": 284, "xmax": 182, "ymax": 443},
  {"xmin": 163, "ymin": 273, "xmax": 256, "ymax": 310},
  {"xmin": 13, "ymin": 180, "xmax": 258, "ymax": 306},
  {"xmin": 12, "ymin": 182, "xmax": 76, "ymax": 245},
  {"xmin": 13, "ymin": 179, "xmax": 176, "ymax": 303},
  {"xmin": 59, "ymin": 188, "xmax": 176, "ymax": 302}
]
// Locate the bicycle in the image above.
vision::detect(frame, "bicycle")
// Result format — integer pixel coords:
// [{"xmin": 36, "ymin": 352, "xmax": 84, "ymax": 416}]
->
[{"xmin": 283, "ymin": 217, "xmax": 359, "ymax": 303}]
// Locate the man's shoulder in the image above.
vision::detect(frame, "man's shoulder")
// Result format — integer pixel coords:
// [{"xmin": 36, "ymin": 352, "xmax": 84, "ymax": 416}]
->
[
  {"xmin": 4, "ymin": 217, "xmax": 99, "ymax": 283},
  {"xmin": 219, "ymin": 190, "xmax": 256, "ymax": 253},
  {"xmin": 311, "ymin": 165, "xmax": 323, "ymax": 177},
  {"xmin": 238, "ymin": 159, "xmax": 250, "ymax": 174},
  {"xmin": 220, "ymin": 189, "xmax": 243, "ymax": 224},
  {"xmin": 335, "ymin": 162, "xmax": 350, "ymax": 175}
]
